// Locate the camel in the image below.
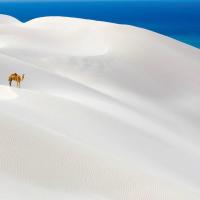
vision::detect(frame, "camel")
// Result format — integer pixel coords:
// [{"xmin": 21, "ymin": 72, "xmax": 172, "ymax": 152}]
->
[{"xmin": 8, "ymin": 73, "xmax": 25, "ymax": 88}]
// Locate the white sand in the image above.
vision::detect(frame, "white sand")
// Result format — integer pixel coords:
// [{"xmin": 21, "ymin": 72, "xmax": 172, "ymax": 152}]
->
[{"xmin": 0, "ymin": 14, "xmax": 200, "ymax": 200}]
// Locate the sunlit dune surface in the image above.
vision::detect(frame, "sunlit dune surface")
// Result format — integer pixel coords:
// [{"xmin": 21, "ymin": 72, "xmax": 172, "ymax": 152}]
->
[
  {"xmin": 0, "ymin": 15, "xmax": 200, "ymax": 200},
  {"xmin": 0, "ymin": 85, "xmax": 18, "ymax": 100}
]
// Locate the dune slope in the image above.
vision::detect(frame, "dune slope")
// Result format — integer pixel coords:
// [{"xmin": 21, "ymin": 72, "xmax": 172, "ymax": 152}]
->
[{"xmin": 0, "ymin": 15, "xmax": 200, "ymax": 200}]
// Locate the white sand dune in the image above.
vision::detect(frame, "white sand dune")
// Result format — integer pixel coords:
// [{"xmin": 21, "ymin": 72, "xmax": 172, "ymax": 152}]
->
[{"xmin": 0, "ymin": 15, "xmax": 200, "ymax": 200}]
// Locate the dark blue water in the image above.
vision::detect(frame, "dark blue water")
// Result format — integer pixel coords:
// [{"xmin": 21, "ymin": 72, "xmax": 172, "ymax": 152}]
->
[{"xmin": 0, "ymin": 1, "xmax": 200, "ymax": 48}]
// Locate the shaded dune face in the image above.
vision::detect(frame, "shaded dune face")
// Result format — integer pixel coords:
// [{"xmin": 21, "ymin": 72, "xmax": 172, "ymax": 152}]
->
[
  {"xmin": 2, "ymin": 17, "xmax": 109, "ymax": 56},
  {"xmin": 0, "ymin": 15, "xmax": 200, "ymax": 200}
]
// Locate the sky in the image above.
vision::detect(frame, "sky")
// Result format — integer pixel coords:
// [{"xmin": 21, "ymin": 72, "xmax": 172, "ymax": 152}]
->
[
  {"xmin": 0, "ymin": 0, "xmax": 199, "ymax": 2},
  {"xmin": 0, "ymin": 0, "xmax": 199, "ymax": 3}
]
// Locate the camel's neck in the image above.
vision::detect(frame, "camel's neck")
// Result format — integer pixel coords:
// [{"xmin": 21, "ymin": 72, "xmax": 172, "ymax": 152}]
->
[{"xmin": 21, "ymin": 75, "xmax": 24, "ymax": 81}]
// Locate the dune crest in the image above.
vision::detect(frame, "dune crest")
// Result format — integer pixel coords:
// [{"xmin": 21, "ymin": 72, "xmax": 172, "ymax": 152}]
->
[{"xmin": 0, "ymin": 14, "xmax": 21, "ymax": 24}]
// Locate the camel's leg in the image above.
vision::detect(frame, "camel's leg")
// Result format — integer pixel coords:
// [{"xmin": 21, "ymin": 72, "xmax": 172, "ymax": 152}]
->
[{"xmin": 9, "ymin": 80, "xmax": 12, "ymax": 87}]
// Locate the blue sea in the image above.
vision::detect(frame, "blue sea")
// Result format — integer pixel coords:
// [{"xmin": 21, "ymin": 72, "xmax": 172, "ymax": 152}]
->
[{"xmin": 0, "ymin": 1, "xmax": 199, "ymax": 48}]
